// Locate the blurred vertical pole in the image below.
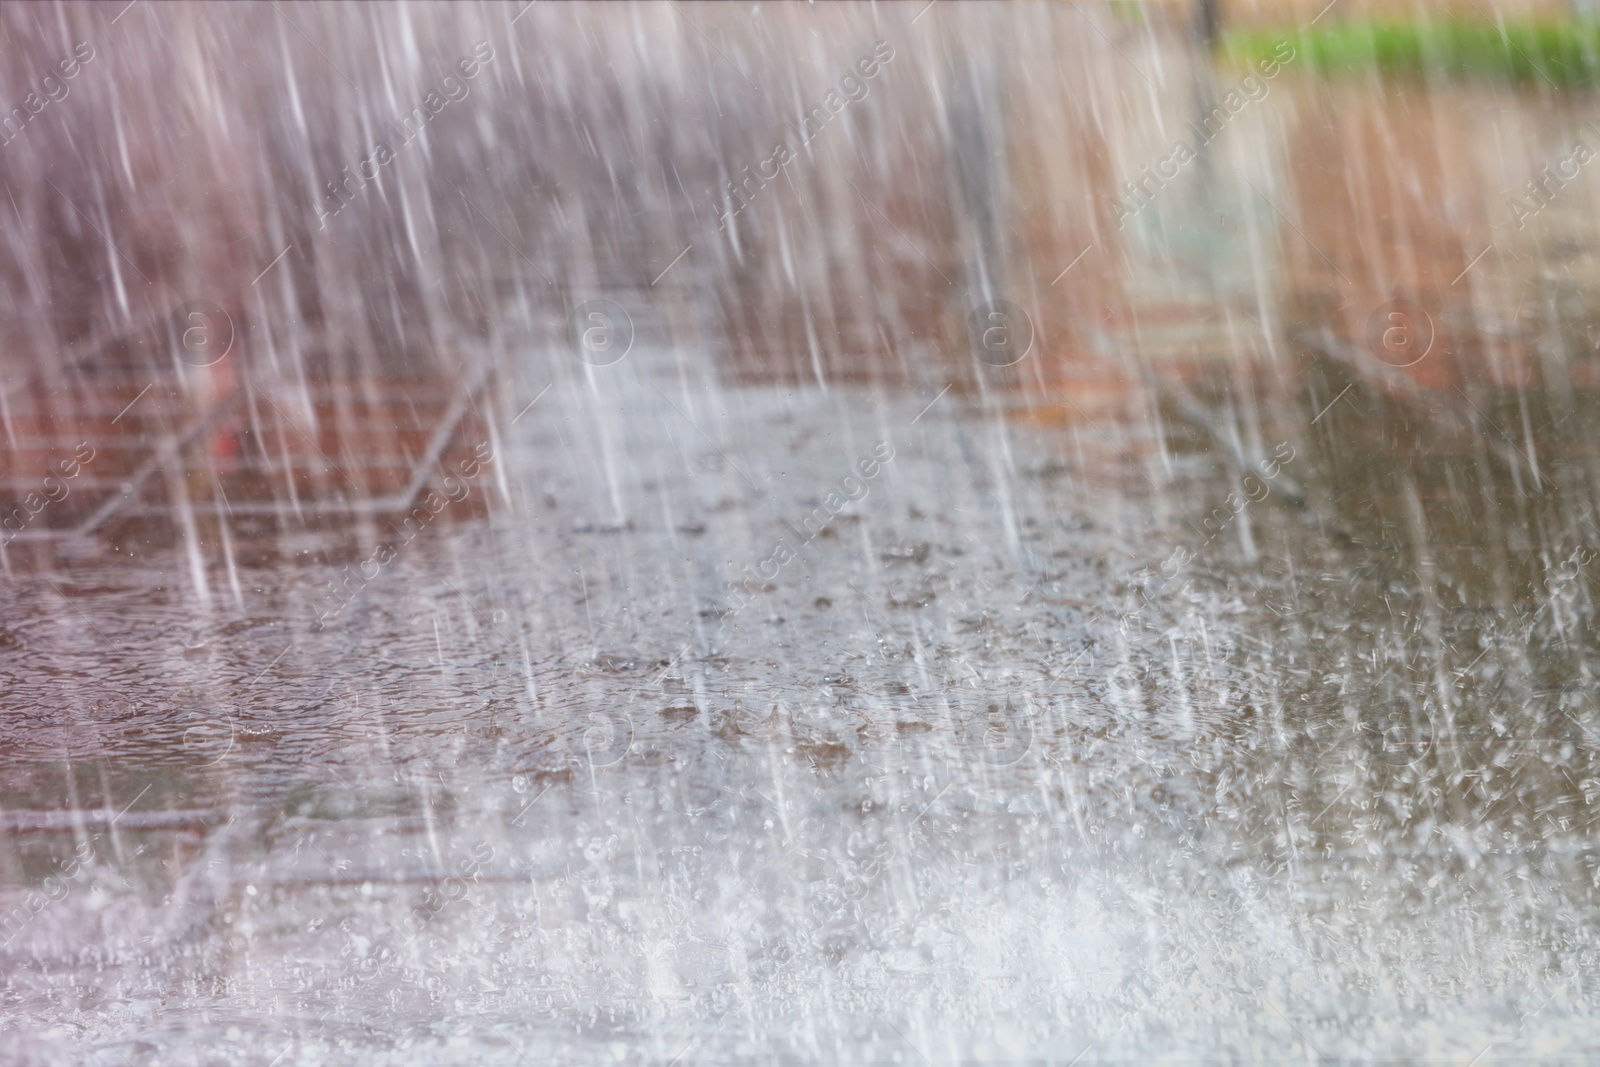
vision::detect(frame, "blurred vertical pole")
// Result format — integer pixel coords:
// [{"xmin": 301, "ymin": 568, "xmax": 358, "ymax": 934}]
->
[
  {"xmin": 949, "ymin": 71, "xmax": 998, "ymax": 303},
  {"xmin": 947, "ymin": 46, "xmax": 1007, "ymax": 313},
  {"xmin": 1196, "ymin": 0, "xmax": 1221, "ymax": 46}
]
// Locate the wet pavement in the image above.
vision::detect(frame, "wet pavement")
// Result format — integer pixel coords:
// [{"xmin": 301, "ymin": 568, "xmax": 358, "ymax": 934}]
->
[{"xmin": 7, "ymin": 1, "xmax": 1600, "ymax": 1064}]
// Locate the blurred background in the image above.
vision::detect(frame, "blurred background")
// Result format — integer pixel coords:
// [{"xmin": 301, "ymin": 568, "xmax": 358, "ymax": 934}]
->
[{"xmin": 7, "ymin": 0, "xmax": 1600, "ymax": 1063}]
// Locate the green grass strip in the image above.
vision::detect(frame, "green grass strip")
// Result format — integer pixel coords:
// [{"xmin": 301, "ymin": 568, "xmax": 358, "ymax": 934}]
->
[{"xmin": 1220, "ymin": 21, "xmax": 1600, "ymax": 85}]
